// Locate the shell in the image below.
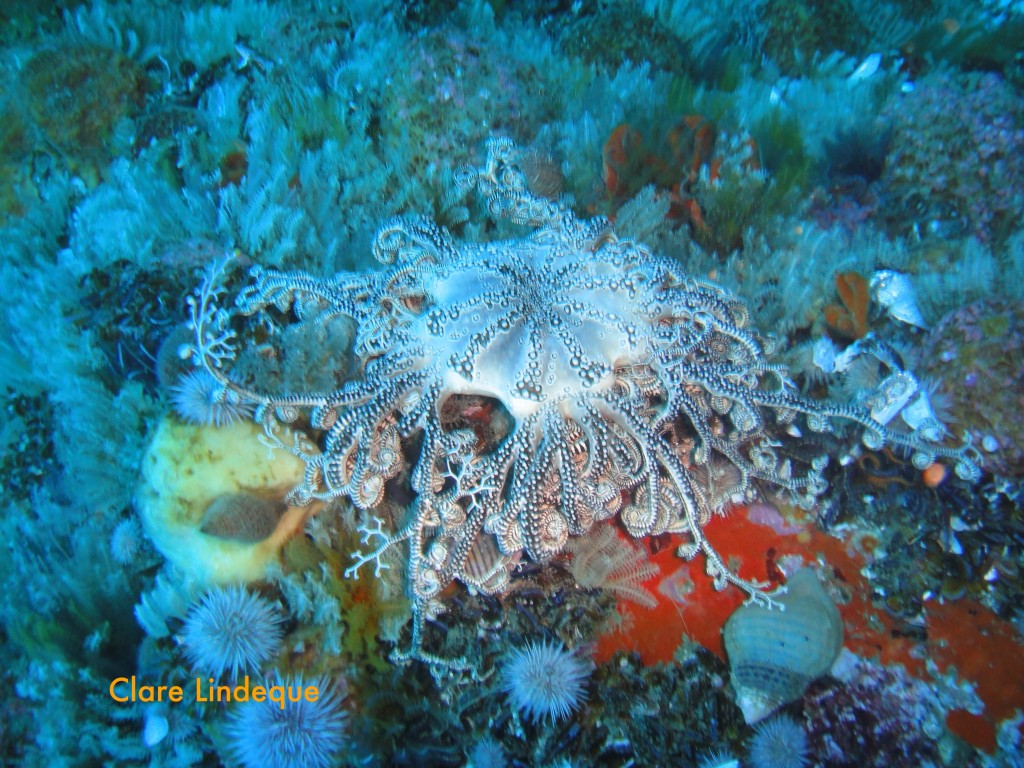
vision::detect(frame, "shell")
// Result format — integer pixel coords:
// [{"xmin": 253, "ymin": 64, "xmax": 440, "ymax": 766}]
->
[
  {"xmin": 865, "ymin": 371, "xmax": 919, "ymax": 426},
  {"xmin": 900, "ymin": 391, "xmax": 943, "ymax": 441},
  {"xmin": 871, "ymin": 270, "xmax": 927, "ymax": 329},
  {"xmin": 848, "ymin": 52, "xmax": 882, "ymax": 82},
  {"xmin": 723, "ymin": 568, "xmax": 843, "ymax": 723},
  {"xmin": 199, "ymin": 493, "xmax": 285, "ymax": 543},
  {"xmin": 142, "ymin": 710, "xmax": 169, "ymax": 747},
  {"xmin": 462, "ymin": 533, "xmax": 513, "ymax": 594}
]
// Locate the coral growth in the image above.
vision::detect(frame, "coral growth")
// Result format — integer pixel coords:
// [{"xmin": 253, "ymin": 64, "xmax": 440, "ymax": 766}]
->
[
  {"xmin": 758, "ymin": 0, "xmax": 869, "ymax": 76},
  {"xmin": 3, "ymin": 2, "xmax": 1023, "ymax": 765},
  {"xmin": 921, "ymin": 299, "xmax": 1024, "ymax": 476},
  {"xmin": 802, "ymin": 654, "xmax": 952, "ymax": 767},
  {"xmin": 600, "ymin": 116, "xmax": 783, "ymax": 254},
  {"xmin": 16, "ymin": 44, "xmax": 147, "ymax": 181}
]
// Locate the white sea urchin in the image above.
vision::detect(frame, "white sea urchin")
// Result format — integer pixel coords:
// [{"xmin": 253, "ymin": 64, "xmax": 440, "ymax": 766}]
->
[
  {"xmin": 748, "ymin": 713, "xmax": 810, "ymax": 768},
  {"xmin": 500, "ymin": 638, "xmax": 590, "ymax": 723},
  {"xmin": 180, "ymin": 585, "xmax": 284, "ymax": 679},
  {"xmin": 226, "ymin": 673, "xmax": 347, "ymax": 768}
]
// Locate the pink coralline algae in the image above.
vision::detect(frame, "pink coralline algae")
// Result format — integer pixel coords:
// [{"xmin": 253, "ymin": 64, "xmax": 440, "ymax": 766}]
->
[
  {"xmin": 883, "ymin": 72, "xmax": 1024, "ymax": 242},
  {"xmin": 922, "ymin": 299, "xmax": 1024, "ymax": 476},
  {"xmin": 181, "ymin": 139, "xmax": 978, "ymax": 665},
  {"xmin": 802, "ymin": 653, "xmax": 980, "ymax": 767}
]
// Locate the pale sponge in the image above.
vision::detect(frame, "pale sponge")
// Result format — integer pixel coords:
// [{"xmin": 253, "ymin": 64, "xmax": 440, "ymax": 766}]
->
[{"xmin": 136, "ymin": 416, "xmax": 312, "ymax": 585}]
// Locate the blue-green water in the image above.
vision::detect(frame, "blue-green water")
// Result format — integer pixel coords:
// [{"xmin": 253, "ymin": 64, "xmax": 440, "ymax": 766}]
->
[{"xmin": 1, "ymin": 2, "xmax": 1023, "ymax": 766}]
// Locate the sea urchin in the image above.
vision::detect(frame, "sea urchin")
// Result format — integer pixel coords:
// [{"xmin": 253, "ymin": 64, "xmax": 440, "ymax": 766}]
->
[
  {"xmin": 748, "ymin": 713, "xmax": 810, "ymax": 768},
  {"xmin": 180, "ymin": 585, "xmax": 284, "ymax": 679},
  {"xmin": 225, "ymin": 673, "xmax": 347, "ymax": 768},
  {"xmin": 500, "ymin": 639, "xmax": 590, "ymax": 724},
  {"xmin": 170, "ymin": 368, "xmax": 254, "ymax": 427}
]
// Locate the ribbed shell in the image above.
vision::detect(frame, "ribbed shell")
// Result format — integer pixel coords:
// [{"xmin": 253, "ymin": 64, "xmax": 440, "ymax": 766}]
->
[
  {"xmin": 723, "ymin": 567, "xmax": 843, "ymax": 723},
  {"xmin": 462, "ymin": 533, "xmax": 513, "ymax": 594},
  {"xmin": 200, "ymin": 493, "xmax": 285, "ymax": 543}
]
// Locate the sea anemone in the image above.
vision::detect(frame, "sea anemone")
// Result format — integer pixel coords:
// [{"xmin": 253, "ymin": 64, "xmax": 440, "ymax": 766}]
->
[
  {"xmin": 832, "ymin": 353, "xmax": 884, "ymax": 402},
  {"xmin": 225, "ymin": 673, "xmax": 347, "ymax": 768},
  {"xmin": 170, "ymin": 368, "xmax": 254, "ymax": 427},
  {"xmin": 466, "ymin": 734, "xmax": 507, "ymax": 768},
  {"xmin": 110, "ymin": 517, "xmax": 143, "ymax": 565},
  {"xmin": 785, "ymin": 338, "xmax": 832, "ymax": 389},
  {"xmin": 748, "ymin": 713, "xmax": 810, "ymax": 768},
  {"xmin": 698, "ymin": 747, "xmax": 740, "ymax": 768},
  {"xmin": 500, "ymin": 638, "xmax": 590, "ymax": 724},
  {"xmin": 920, "ymin": 375, "xmax": 957, "ymax": 426},
  {"xmin": 180, "ymin": 585, "xmax": 284, "ymax": 679}
]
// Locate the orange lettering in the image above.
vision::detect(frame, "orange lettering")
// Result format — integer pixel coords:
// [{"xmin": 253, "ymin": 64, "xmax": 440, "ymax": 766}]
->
[{"xmin": 110, "ymin": 677, "xmax": 130, "ymax": 702}]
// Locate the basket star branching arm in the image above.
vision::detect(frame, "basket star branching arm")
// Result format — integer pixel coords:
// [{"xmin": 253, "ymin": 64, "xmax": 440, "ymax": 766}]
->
[{"xmin": 181, "ymin": 138, "xmax": 980, "ymax": 667}]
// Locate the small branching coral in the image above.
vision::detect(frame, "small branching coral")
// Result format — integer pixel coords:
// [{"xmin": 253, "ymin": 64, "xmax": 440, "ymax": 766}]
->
[{"xmin": 181, "ymin": 138, "xmax": 979, "ymax": 666}]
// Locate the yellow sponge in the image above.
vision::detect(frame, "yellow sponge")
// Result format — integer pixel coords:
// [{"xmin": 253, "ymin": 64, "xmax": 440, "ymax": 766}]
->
[{"xmin": 136, "ymin": 416, "xmax": 313, "ymax": 585}]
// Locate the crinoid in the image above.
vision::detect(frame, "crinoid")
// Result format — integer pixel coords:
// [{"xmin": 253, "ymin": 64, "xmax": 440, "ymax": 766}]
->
[
  {"xmin": 566, "ymin": 523, "xmax": 660, "ymax": 608},
  {"xmin": 180, "ymin": 138, "xmax": 979, "ymax": 666}
]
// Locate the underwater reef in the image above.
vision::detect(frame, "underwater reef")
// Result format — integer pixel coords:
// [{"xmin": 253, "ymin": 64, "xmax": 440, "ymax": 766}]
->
[{"xmin": 2, "ymin": 1, "xmax": 1024, "ymax": 767}]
